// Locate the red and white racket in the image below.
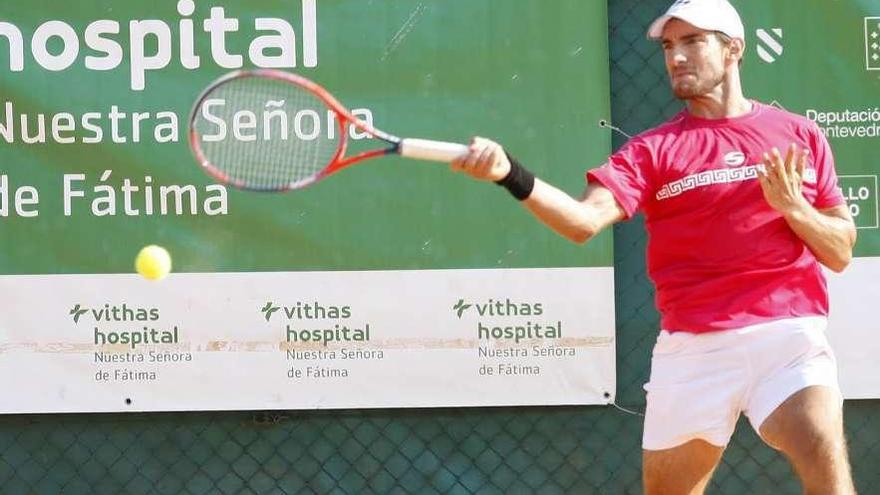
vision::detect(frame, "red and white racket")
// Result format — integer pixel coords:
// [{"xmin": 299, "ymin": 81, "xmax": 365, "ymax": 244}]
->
[{"xmin": 188, "ymin": 69, "xmax": 469, "ymax": 191}]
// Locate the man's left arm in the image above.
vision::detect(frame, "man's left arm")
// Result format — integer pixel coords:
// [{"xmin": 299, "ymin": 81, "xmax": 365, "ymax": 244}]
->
[
  {"xmin": 782, "ymin": 203, "xmax": 856, "ymax": 273},
  {"xmin": 758, "ymin": 144, "xmax": 857, "ymax": 273}
]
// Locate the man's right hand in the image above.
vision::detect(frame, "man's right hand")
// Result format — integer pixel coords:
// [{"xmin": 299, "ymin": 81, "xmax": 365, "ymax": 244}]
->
[{"xmin": 449, "ymin": 137, "xmax": 511, "ymax": 182}]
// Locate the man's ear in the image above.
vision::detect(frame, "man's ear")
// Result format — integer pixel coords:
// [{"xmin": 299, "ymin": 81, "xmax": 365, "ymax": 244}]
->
[{"xmin": 728, "ymin": 38, "xmax": 745, "ymax": 65}]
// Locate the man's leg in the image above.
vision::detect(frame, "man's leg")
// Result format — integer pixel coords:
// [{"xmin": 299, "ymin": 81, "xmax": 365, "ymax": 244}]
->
[
  {"xmin": 759, "ymin": 385, "xmax": 856, "ymax": 495},
  {"xmin": 643, "ymin": 440, "xmax": 724, "ymax": 495},
  {"xmin": 642, "ymin": 329, "xmax": 745, "ymax": 494}
]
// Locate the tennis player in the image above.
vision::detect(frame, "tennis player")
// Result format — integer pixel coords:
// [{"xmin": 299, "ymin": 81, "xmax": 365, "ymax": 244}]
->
[{"xmin": 451, "ymin": 0, "xmax": 857, "ymax": 493}]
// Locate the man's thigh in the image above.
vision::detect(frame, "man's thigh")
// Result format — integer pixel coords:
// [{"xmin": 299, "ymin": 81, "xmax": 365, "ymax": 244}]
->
[
  {"xmin": 759, "ymin": 384, "xmax": 843, "ymax": 452},
  {"xmin": 758, "ymin": 385, "xmax": 855, "ymax": 494},
  {"xmin": 643, "ymin": 440, "xmax": 724, "ymax": 495}
]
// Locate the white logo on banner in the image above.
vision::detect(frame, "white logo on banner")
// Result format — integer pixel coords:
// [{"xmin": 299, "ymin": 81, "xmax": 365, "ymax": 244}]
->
[
  {"xmin": 866, "ymin": 17, "xmax": 880, "ymax": 71},
  {"xmin": 756, "ymin": 28, "xmax": 784, "ymax": 63}
]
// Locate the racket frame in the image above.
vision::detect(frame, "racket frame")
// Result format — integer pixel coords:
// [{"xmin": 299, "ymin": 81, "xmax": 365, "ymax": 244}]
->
[{"xmin": 188, "ymin": 69, "xmax": 403, "ymax": 192}]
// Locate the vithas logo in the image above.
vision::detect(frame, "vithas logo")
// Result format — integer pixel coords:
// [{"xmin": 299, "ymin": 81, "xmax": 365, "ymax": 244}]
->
[
  {"xmin": 261, "ymin": 301, "xmax": 280, "ymax": 321},
  {"xmin": 866, "ymin": 17, "xmax": 880, "ymax": 71},
  {"xmin": 756, "ymin": 28, "xmax": 783, "ymax": 63},
  {"xmin": 68, "ymin": 303, "xmax": 159, "ymax": 323},
  {"xmin": 69, "ymin": 304, "xmax": 88, "ymax": 323},
  {"xmin": 260, "ymin": 301, "xmax": 351, "ymax": 322},
  {"xmin": 451, "ymin": 298, "xmax": 543, "ymax": 318},
  {"xmin": 452, "ymin": 299, "xmax": 472, "ymax": 319}
]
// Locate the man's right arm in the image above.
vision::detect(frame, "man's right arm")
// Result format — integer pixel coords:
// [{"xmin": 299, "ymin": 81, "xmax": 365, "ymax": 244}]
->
[
  {"xmin": 451, "ymin": 137, "xmax": 627, "ymax": 244},
  {"xmin": 524, "ymin": 179, "xmax": 626, "ymax": 243}
]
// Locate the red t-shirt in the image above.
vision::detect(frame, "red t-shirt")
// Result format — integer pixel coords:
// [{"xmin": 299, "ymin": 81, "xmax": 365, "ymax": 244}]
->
[{"xmin": 587, "ymin": 102, "xmax": 845, "ymax": 333}]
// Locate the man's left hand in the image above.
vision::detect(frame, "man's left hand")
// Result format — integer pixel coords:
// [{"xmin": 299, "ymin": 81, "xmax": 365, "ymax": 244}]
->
[{"xmin": 758, "ymin": 143, "xmax": 810, "ymax": 215}]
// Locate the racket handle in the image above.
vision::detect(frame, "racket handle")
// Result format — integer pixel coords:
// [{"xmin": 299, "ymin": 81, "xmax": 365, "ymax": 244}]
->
[{"xmin": 399, "ymin": 138, "xmax": 469, "ymax": 162}]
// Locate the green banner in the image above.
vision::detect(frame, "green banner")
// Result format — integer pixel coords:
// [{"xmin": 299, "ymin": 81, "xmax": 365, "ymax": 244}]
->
[
  {"xmin": 737, "ymin": 0, "xmax": 879, "ymax": 257},
  {"xmin": 0, "ymin": 0, "xmax": 613, "ymax": 275},
  {"xmin": 735, "ymin": 0, "xmax": 880, "ymax": 398}
]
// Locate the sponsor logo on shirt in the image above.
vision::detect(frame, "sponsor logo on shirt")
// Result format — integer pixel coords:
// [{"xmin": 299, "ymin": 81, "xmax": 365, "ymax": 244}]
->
[
  {"xmin": 803, "ymin": 168, "xmax": 817, "ymax": 183},
  {"xmin": 724, "ymin": 151, "xmax": 746, "ymax": 166}
]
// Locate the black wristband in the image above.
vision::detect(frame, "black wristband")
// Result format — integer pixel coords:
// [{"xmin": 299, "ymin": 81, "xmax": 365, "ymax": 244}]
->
[{"xmin": 495, "ymin": 152, "xmax": 535, "ymax": 201}]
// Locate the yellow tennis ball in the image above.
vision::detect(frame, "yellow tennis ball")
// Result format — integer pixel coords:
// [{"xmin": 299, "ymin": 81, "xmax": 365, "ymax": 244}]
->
[{"xmin": 135, "ymin": 245, "xmax": 172, "ymax": 281}]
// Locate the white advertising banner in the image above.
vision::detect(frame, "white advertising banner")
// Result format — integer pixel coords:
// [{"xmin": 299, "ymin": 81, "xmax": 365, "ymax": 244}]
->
[
  {"xmin": 827, "ymin": 257, "xmax": 880, "ymax": 399},
  {"xmin": 0, "ymin": 267, "xmax": 616, "ymax": 413}
]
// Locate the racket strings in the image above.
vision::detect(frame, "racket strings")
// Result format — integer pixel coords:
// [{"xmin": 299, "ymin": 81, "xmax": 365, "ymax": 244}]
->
[{"xmin": 193, "ymin": 77, "xmax": 341, "ymax": 190}]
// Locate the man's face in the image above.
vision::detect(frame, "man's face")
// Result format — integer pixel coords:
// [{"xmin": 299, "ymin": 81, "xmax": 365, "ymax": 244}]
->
[{"xmin": 660, "ymin": 19, "xmax": 731, "ymax": 99}]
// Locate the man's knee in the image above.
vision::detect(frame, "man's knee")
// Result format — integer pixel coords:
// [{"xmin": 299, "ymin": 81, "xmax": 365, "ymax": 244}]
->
[
  {"xmin": 777, "ymin": 423, "xmax": 848, "ymax": 468},
  {"xmin": 758, "ymin": 387, "xmax": 855, "ymax": 493},
  {"xmin": 759, "ymin": 386, "xmax": 844, "ymax": 458},
  {"xmin": 777, "ymin": 433, "xmax": 855, "ymax": 495}
]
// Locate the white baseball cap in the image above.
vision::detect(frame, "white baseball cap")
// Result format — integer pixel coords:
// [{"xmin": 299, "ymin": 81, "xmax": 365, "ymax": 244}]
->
[{"xmin": 647, "ymin": 0, "xmax": 745, "ymax": 40}]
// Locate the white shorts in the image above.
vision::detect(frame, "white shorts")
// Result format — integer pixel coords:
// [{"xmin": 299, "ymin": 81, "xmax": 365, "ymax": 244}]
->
[{"xmin": 642, "ymin": 316, "xmax": 841, "ymax": 450}]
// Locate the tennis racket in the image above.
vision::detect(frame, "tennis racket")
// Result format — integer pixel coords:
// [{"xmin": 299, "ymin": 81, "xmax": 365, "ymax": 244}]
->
[{"xmin": 188, "ymin": 69, "xmax": 469, "ymax": 191}]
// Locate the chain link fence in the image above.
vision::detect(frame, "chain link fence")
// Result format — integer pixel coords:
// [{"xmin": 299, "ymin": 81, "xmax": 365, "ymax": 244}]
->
[{"xmin": 1, "ymin": 1, "xmax": 878, "ymax": 493}]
